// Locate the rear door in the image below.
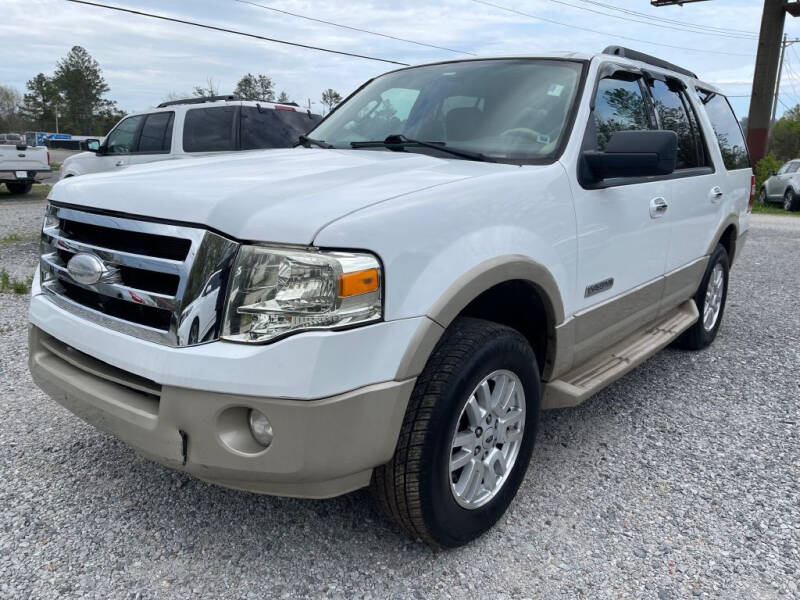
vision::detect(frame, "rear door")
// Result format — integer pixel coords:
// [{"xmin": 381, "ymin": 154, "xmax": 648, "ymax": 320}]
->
[
  {"xmin": 646, "ymin": 77, "xmax": 719, "ymax": 310},
  {"xmin": 181, "ymin": 105, "xmax": 239, "ymax": 155},
  {"xmin": 127, "ymin": 111, "xmax": 175, "ymax": 168}
]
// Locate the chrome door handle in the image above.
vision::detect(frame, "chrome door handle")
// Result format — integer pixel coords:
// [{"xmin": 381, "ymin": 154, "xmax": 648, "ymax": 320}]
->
[
  {"xmin": 115, "ymin": 160, "xmax": 125, "ymax": 167},
  {"xmin": 650, "ymin": 196, "xmax": 668, "ymax": 218},
  {"xmin": 710, "ymin": 186, "xmax": 724, "ymax": 203}
]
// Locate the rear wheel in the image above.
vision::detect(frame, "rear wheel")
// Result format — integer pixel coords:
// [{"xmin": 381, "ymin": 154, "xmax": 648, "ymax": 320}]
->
[
  {"xmin": 5, "ymin": 182, "xmax": 32, "ymax": 195},
  {"xmin": 674, "ymin": 244, "xmax": 729, "ymax": 350},
  {"xmin": 784, "ymin": 188, "xmax": 800, "ymax": 211},
  {"xmin": 370, "ymin": 317, "xmax": 540, "ymax": 549}
]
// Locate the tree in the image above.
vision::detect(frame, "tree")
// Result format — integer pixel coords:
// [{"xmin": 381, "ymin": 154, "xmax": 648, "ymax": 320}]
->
[
  {"xmin": 193, "ymin": 77, "xmax": 220, "ymax": 98},
  {"xmin": 769, "ymin": 104, "xmax": 800, "ymax": 161},
  {"xmin": 0, "ymin": 85, "xmax": 23, "ymax": 132},
  {"xmin": 234, "ymin": 73, "xmax": 274, "ymax": 101},
  {"xmin": 321, "ymin": 88, "xmax": 342, "ymax": 113},
  {"xmin": 19, "ymin": 73, "xmax": 60, "ymax": 131},
  {"xmin": 52, "ymin": 46, "xmax": 110, "ymax": 133},
  {"xmin": 277, "ymin": 91, "xmax": 291, "ymax": 104},
  {"xmin": 93, "ymin": 99, "xmax": 127, "ymax": 135},
  {"xmin": 755, "ymin": 152, "xmax": 782, "ymax": 192}
]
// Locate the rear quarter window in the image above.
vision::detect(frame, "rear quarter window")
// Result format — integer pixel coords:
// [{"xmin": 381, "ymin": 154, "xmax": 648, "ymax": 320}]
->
[
  {"xmin": 183, "ymin": 106, "xmax": 237, "ymax": 152},
  {"xmin": 696, "ymin": 89, "xmax": 750, "ymax": 170},
  {"xmin": 240, "ymin": 107, "xmax": 321, "ymax": 150}
]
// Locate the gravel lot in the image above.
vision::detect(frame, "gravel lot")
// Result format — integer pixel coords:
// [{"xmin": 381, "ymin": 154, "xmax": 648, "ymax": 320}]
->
[{"xmin": 0, "ymin": 201, "xmax": 798, "ymax": 599}]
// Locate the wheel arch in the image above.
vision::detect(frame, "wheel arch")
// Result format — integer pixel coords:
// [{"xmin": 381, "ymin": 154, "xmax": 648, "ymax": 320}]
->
[
  {"xmin": 707, "ymin": 217, "xmax": 739, "ymax": 267},
  {"xmin": 394, "ymin": 256, "xmax": 565, "ymax": 381}
]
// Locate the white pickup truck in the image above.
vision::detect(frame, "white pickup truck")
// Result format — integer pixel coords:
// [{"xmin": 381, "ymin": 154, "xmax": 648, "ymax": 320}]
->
[
  {"xmin": 0, "ymin": 143, "xmax": 50, "ymax": 194},
  {"xmin": 29, "ymin": 47, "xmax": 752, "ymax": 548}
]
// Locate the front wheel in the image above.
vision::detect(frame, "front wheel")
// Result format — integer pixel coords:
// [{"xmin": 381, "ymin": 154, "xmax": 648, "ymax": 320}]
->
[
  {"xmin": 371, "ymin": 317, "xmax": 540, "ymax": 549},
  {"xmin": 5, "ymin": 182, "xmax": 32, "ymax": 195},
  {"xmin": 674, "ymin": 244, "xmax": 729, "ymax": 350},
  {"xmin": 784, "ymin": 188, "xmax": 800, "ymax": 211}
]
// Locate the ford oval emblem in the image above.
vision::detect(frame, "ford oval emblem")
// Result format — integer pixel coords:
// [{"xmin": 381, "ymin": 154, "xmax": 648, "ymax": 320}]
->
[{"xmin": 66, "ymin": 253, "xmax": 106, "ymax": 285}]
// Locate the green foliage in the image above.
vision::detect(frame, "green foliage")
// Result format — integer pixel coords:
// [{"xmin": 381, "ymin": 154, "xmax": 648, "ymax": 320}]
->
[
  {"xmin": 755, "ymin": 153, "xmax": 782, "ymax": 192},
  {"xmin": 0, "ymin": 269, "xmax": 31, "ymax": 295},
  {"xmin": 17, "ymin": 47, "xmax": 122, "ymax": 135},
  {"xmin": 0, "ymin": 85, "xmax": 23, "ymax": 132},
  {"xmin": 321, "ymin": 88, "xmax": 343, "ymax": 113},
  {"xmin": 769, "ymin": 104, "xmax": 800, "ymax": 162},
  {"xmin": 234, "ymin": 73, "xmax": 275, "ymax": 102},
  {"xmin": 277, "ymin": 91, "xmax": 291, "ymax": 104}
]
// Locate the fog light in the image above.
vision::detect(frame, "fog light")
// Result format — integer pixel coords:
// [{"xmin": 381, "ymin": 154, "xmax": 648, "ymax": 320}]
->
[{"xmin": 248, "ymin": 409, "xmax": 273, "ymax": 447}]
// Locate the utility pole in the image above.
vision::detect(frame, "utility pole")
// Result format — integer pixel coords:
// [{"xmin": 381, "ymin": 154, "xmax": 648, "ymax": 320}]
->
[
  {"xmin": 747, "ymin": 0, "xmax": 789, "ymax": 163},
  {"xmin": 769, "ymin": 34, "xmax": 788, "ymax": 131}
]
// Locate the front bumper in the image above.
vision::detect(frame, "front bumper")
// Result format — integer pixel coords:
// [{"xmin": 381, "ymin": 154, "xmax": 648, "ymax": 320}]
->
[{"xmin": 29, "ymin": 325, "xmax": 415, "ymax": 498}]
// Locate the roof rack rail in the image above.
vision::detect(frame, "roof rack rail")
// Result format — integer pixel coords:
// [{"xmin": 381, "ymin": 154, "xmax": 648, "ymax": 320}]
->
[
  {"xmin": 602, "ymin": 46, "xmax": 697, "ymax": 79},
  {"xmin": 157, "ymin": 94, "xmax": 240, "ymax": 108}
]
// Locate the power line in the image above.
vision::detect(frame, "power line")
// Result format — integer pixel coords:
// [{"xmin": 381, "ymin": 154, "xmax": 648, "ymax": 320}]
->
[
  {"xmin": 544, "ymin": 0, "xmax": 758, "ymax": 40},
  {"xmin": 574, "ymin": 0, "xmax": 759, "ymax": 37},
  {"xmin": 467, "ymin": 0, "xmax": 753, "ymax": 56},
  {"xmin": 234, "ymin": 0, "xmax": 475, "ymax": 56},
  {"xmin": 64, "ymin": 0, "xmax": 410, "ymax": 66}
]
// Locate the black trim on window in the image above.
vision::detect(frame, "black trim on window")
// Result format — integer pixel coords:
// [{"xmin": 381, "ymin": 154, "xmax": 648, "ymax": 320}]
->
[{"xmin": 579, "ymin": 65, "xmax": 717, "ymax": 189}]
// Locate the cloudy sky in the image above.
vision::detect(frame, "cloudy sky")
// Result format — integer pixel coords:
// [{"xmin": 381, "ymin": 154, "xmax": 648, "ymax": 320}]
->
[{"xmin": 3, "ymin": 0, "xmax": 799, "ymax": 121}]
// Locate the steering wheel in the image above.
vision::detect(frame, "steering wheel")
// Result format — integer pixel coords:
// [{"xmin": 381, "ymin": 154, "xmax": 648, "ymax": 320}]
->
[{"xmin": 500, "ymin": 127, "xmax": 546, "ymax": 143}]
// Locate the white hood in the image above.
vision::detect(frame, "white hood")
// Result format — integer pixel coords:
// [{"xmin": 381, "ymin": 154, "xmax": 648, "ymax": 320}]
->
[{"xmin": 49, "ymin": 148, "xmax": 509, "ymax": 243}]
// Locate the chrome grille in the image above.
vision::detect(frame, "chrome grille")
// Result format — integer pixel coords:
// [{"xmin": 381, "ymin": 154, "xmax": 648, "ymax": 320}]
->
[{"xmin": 39, "ymin": 203, "xmax": 239, "ymax": 347}]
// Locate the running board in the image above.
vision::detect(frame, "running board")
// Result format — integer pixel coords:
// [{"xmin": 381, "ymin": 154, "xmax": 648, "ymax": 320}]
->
[{"xmin": 542, "ymin": 299, "xmax": 698, "ymax": 409}]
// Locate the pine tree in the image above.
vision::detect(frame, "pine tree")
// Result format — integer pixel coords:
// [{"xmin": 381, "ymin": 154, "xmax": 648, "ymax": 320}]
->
[
  {"xmin": 321, "ymin": 88, "xmax": 342, "ymax": 114},
  {"xmin": 234, "ymin": 73, "xmax": 275, "ymax": 102},
  {"xmin": 277, "ymin": 91, "xmax": 291, "ymax": 104},
  {"xmin": 19, "ymin": 73, "xmax": 60, "ymax": 131},
  {"xmin": 52, "ymin": 46, "xmax": 110, "ymax": 133}
]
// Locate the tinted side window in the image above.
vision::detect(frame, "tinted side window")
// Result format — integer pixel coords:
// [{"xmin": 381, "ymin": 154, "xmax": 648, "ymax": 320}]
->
[
  {"xmin": 138, "ymin": 112, "xmax": 174, "ymax": 153},
  {"xmin": 649, "ymin": 80, "xmax": 701, "ymax": 169},
  {"xmin": 696, "ymin": 89, "xmax": 750, "ymax": 170},
  {"xmin": 183, "ymin": 106, "xmax": 237, "ymax": 152},
  {"xmin": 105, "ymin": 115, "xmax": 145, "ymax": 154},
  {"xmin": 593, "ymin": 78, "xmax": 651, "ymax": 150},
  {"xmin": 240, "ymin": 107, "xmax": 320, "ymax": 150}
]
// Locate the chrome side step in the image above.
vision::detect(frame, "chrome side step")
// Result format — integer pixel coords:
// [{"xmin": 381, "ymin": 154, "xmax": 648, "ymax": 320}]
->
[{"xmin": 542, "ymin": 299, "xmax": 699, "ymax": 409}]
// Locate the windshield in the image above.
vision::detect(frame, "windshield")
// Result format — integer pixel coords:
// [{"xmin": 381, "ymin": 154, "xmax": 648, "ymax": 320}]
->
[{"xmin": 309, "ymin": 59, "xmax": 584, "ymax": 162}]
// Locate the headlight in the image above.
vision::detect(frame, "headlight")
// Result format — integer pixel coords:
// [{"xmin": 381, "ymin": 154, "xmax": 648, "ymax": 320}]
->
[{"xmin": 221, "ymin": 245, "xmax": 382, "ymax": 343}]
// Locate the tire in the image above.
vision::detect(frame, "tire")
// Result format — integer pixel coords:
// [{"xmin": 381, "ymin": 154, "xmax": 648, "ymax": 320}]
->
[
  {"xmin": 370, "ymin": 317, "xmax": 540, "ymax": 549},
  {"xmin": 783, "ymin": 188, "xmax": 800, "ymax": 211},
  {"xmin": 188, "ymin": 319, "xmax": 200, "ymax": 345},
  {"xmin": 758, "ymin": 188, "xmax": 768, "ymax": 205},
  {"xmin": 5, "ymin": 182, "xmax": 32, "ymax": 195},
  {"xmin": 674, "ymin": 244, "xmax": 729, "ymax": 350}
]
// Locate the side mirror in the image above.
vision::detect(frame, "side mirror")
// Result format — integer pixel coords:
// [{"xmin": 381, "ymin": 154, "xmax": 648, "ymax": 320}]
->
[
  {"xmin": 769, "ymin": 169, "xmax": 777, "ymax": 176},
  {"xmin": 86, "ymin": 139, "xmax": 101, "ymax": 153},
  {"xmin": 583, "ymin": 130, "xmax": 678, "ymax": 183}
]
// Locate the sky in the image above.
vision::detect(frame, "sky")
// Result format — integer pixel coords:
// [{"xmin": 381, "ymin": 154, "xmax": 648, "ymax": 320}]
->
[{"xmin": 2, "ymin": 0, "xmax": 800, "ymax": 123}]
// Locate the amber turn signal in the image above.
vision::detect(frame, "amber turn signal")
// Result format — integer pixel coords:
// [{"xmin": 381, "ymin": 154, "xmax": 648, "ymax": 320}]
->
[{"xmin": 339, "ymin": 268, "xmax": 380, "ymax": 298}]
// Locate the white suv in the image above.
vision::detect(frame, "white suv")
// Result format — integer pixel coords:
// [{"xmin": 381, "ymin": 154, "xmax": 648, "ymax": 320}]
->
[
  {"xmin": 60, "ymin": 96, "xmax": 321, "ymax": 178},
  {"xmin": 29, "ymin": 47, "xmax": 752, "ymax": 548},
  {"xmin": 759, "ymin": 158, "xmax": 800, "ymax": 211}
]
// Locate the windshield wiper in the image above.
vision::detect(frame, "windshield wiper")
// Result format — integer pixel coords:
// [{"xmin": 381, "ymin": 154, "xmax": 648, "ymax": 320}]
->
[
  {"xmin": 350, "ymin": 134, "xmax": 496, "ymax": 163},
  {"xmin": 298, "ymin": 135, "xmax": 333, "ymax": 149}
]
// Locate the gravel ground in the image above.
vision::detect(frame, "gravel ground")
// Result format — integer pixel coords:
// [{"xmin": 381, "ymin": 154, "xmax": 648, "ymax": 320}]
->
[{"xmin": 0, "ymin": 213, "xmax": 798, "ymax": 599}]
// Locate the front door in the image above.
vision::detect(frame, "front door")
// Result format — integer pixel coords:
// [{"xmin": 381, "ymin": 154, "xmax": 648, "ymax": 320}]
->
[{"xmin": 569, "ymin": 72, "xmax": 672, "ymax": 364}]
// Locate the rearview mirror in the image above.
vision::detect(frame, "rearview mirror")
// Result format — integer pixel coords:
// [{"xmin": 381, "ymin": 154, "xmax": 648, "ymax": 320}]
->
[
  {"xmin": 86, "ymin": 138, "xmax": 101, "ymax": 152},
  {"xmin": 583, "ymin": 130, "xmax": 678, "ymax": 183}
]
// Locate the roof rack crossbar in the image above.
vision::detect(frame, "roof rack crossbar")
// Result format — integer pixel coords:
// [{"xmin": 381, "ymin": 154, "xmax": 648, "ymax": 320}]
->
[
  {"xmin": 157, "ymin": 94, "xmax": 240, "ymax": 108},
  {"xmin": 602, "ymin": 46, "xmax": 697, "ymax": 79}
]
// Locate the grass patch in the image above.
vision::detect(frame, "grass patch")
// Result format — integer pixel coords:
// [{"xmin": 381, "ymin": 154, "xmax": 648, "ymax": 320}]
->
[
  {"xmin": 0, "ymin": 233, "xmax": 26, "ymax": 243},
  {"xmin": 0, "ymin": 183, "xmax": 52, "ymax": 201},
  {"xmin": 0, "ymin": 269, "xmax": 30, "ymax": 295},
  {"xmin": 751, "ymin": 202, "xmax": 800, "ymax": 216},
  {"xmin": 50, "ymin": 162, "xmax": 62, "ymax": 170}
]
